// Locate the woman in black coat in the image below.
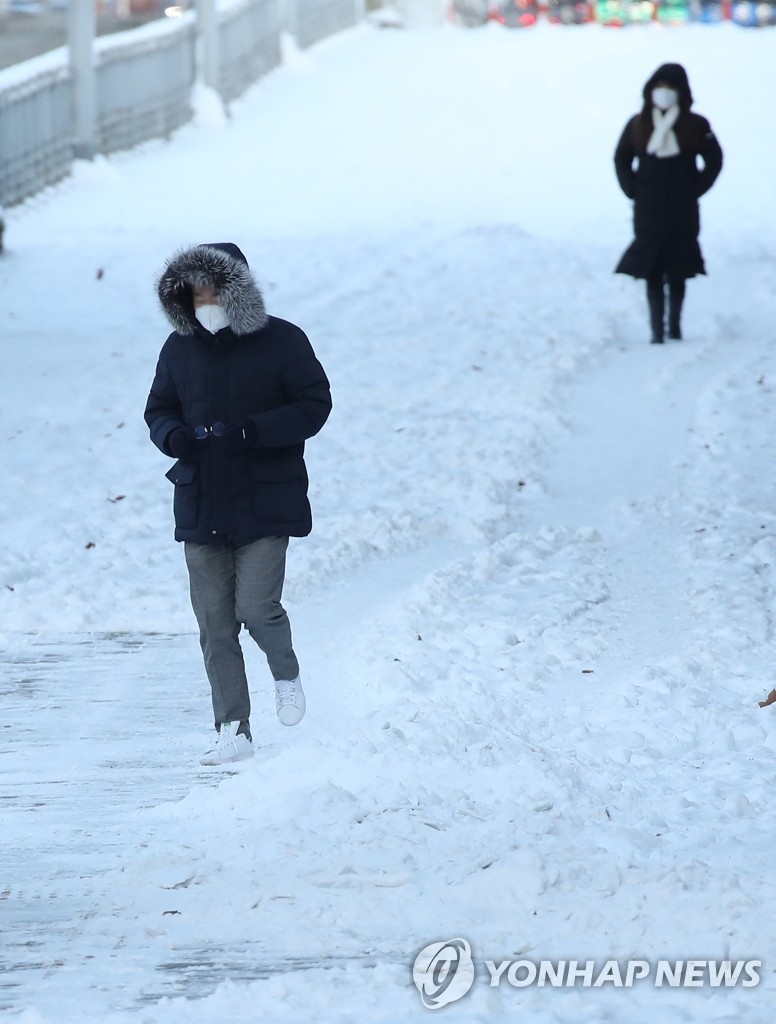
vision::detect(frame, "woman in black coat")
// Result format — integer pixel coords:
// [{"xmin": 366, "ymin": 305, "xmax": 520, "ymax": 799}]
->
[{"xmin": 614, "ymin": 63, "xmax": 723, "ymax": 344}]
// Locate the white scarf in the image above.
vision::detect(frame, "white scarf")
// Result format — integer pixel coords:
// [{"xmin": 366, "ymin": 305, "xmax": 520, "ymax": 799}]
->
[{"xmin": 646, "ymin": 104, "xmax": 680, "ymax": 158}]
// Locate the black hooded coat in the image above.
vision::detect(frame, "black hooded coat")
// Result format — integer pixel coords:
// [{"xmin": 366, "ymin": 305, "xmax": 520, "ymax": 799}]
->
[
  {"xmin": 614, "ymin": 63, "xmax": 723, "ymax": 280},
  {"xmin": 145, "ymin": 243, "xmax": 332, "ymax": 545}
]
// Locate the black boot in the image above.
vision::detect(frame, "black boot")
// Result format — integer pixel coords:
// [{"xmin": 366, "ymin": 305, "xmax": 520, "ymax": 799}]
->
[
  {"xmin": 646, "ymin": 279, "xmax": 665, "ymax": 344},
  {"xmin": 667, "ymin": 280, "xmax": 685, "ymax": 340}
]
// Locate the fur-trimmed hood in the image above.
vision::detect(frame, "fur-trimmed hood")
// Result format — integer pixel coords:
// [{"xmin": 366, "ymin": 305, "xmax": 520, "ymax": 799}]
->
[{"xmin": 157, "ymin": 242, "xmax": 269, "ymax": 336}]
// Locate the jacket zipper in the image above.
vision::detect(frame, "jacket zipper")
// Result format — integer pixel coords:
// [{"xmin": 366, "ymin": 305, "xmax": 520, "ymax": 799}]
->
[{"xmin": 204, "ymin": 339, "xmax": 217, "ymax": 536}]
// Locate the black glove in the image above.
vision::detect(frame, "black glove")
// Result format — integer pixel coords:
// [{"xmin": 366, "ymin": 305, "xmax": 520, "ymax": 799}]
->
[
  {"xmin": 221, "ymin": 418, "xmax": 258, "ymax": 452},
  {"xmin": 167, "ymin": 426, "xmax": 199, "ymax": 459}
]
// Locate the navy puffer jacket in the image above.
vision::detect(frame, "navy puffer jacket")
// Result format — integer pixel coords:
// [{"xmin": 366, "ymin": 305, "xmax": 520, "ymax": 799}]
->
[{"xmin": 145, "ymin": 243, "xmax": 331, "ymax": 544}]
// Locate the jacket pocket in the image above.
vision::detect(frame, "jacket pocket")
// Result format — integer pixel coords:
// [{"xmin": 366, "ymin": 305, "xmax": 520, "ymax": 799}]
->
[{"xmin": 165, "ymin": 460, "xmax": 199, "ymax": 530}]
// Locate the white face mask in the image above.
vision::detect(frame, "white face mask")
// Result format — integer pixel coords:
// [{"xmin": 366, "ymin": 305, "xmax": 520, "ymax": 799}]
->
[
  {"xmin": 195, "ymin": 304, "xmax": 230, "ymax": 334},
  {"xmin": 652, "ymin": 87, "xmax": 678, "ymax": 111}
]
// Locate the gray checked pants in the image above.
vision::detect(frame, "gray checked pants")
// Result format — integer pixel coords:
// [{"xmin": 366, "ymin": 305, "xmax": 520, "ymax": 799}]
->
[{"xmin": 184, "ymin": 536, "xmax": 300, "ymax": 728}]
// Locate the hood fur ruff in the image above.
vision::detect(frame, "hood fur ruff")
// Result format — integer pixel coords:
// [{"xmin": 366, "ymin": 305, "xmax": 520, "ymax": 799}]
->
[{"xmin": 157, "ymin": 243, "xmax": 269, "ymax": 336}]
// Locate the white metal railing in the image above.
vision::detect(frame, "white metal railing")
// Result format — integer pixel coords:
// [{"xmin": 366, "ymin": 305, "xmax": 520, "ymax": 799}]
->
[
  {"xmin": 0, "ymin": 0, "xmax": 361, "ymax": 208},
  {"xmin": 218, "ymin": 0, "xmax": 283, "ymax": 103},
  {"xmin": 292, "ymin": 0, "xmax": 359, "ymax": 47},
  {"xmin": 0, "ymin": 65, "xmax": 73, "ymax": 206},
  {"xmin": 96, "ymin": 20, "xmax": 197, "ymax": 155}
]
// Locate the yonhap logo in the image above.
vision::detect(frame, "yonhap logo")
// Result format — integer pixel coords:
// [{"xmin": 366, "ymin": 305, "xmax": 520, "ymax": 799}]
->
[
  {"xmin": 413, "ymin": 938, "xmax": 476, "ymax": 1009},
  {"xmin": 411, "ymin": 939, "xmax": 762, "ymax": 1009}
]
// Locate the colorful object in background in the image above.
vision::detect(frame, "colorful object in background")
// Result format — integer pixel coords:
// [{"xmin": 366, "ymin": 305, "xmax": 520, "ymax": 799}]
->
[
  {"xmin": 495, "ymin": 0, "xmax": 540, "ymax": 24},
  {"xmin": 449, "ymin": 0, "xmax": 539, "ymax": 23},
  {"xmin": 448, "ymin": 0, "xmax": 775, "ymax": 22},
  {"xmin": 657, "ymin": 0, "xmax": 692, "ymax": 22},
  {"xmin": 690, "ymin": 0, "xmax": 726, "ymax": 21},
  {"xmin": 732, "ymin": 0, "xmax": 776, "ymax": 24},
  {"xmin": 595, "ymin": 0, "xmax": 656, "ymax": 24},
  {"xmin": 547, "ymin": 0, "xmax": 596, "ymax": 23}
]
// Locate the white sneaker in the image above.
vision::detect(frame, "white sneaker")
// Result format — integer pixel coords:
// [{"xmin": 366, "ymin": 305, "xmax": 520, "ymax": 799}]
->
[
  {"xmin": 275, "ymin": 676, "xmax": 306, "ymax": 726},
  {"xmin": 199, "ymin": 722, "xmax": 253, "ymax": 766}
]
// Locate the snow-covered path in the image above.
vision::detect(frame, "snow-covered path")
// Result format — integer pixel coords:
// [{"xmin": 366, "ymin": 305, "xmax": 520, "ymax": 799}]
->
[
  {"xmin": 5, "ymin": 299, "xmax": 776, "ymax": 1023},
  {"xmin": 527, "ymin": 334, "xmax": 724, "ymax": 666},
  {"xmin": 2, "ymin": 20, "xmax": 776, "ymax": 1024}
]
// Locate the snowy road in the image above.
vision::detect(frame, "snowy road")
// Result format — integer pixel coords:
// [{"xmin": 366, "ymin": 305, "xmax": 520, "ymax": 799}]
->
[{"xmin": 2, "ymin": 20, "xmax": 776, "ymax": 1024}]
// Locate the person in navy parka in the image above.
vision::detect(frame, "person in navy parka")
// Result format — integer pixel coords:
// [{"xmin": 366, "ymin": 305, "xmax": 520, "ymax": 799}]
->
[
  {"xmin": 614, "ymin": 63, "xmax": 723, "ymax": 344},
  {"xmin": 145, "ymin": 242, "xmax": 331, "ymax": 765}
]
